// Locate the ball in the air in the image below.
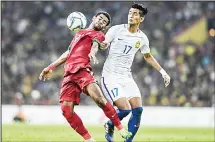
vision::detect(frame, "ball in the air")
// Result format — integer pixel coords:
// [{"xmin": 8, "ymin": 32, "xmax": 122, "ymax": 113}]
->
[{"xmin": 67, "ymin": 12, "xmax": 87, "ymax": 32}]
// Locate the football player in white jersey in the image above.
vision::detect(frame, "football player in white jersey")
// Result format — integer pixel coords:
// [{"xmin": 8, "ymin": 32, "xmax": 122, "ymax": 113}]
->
[{"xmin": 90, "ymin": 3, "xmax": 170, "ymax": 142}]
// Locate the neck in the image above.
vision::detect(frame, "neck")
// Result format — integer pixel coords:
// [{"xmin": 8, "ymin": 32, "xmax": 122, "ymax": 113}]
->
[{"xmin": 128, "ymin": 24, "xmax": 139, "ymax": 33}]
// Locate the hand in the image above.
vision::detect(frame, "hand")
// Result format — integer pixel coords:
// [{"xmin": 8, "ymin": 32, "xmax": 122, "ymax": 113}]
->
[
  {"xmin": 162, "ymin": 73, "xmax": 170, "ymax": 87},
  {"xmin": 88, "ymin": 52, "xmax": 99, "ymax": 64},
  {"xmin": 39, "ymin": 67, "xmax": 53, "ymax": 81},
  {"xmin": 160, "ymin": 69, "xmax": 170, "ymax": 87},
  {"xmin": 100, "ymin": 41, "xmax": 109, "ymax": 50}
]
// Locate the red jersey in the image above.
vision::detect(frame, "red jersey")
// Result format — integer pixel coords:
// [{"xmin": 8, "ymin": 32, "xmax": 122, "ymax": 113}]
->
[{"xmin": 64, "ymin": 29, "xmax": 105, "ymax": 75}]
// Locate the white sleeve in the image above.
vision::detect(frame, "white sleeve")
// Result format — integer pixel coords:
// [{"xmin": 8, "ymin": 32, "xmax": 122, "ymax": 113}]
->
[
  {"xmin": 105, "ymin": 25, "xmax": 119, "ymax": 43},
  {"xmin": 140, "ymin": 36, "xmax": 150, "ymax": 54}
]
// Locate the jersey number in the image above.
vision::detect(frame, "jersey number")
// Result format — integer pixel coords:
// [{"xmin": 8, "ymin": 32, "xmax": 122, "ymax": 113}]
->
[
  {"xmin": 111, "ymin": 88, "xmax": 118, "ymax": 98},
  {"xmin": 123, "ymin": 45, "xmax": 132, "ymax": 54}
]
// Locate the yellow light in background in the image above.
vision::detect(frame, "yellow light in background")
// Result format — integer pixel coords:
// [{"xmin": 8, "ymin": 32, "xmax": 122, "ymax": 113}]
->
[
  {"xmin": 209, "ymin": 28, "xmax": 215, "ymax": 37},
  {"xmin": 173, "ymin": 17, "xmax": 207, "ymax": 45}
]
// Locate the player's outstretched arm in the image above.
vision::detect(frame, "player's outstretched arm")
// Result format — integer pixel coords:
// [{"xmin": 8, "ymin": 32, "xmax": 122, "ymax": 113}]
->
[
  {"xmin": 143, "ymin": 53, "xmax": 170, "ymax": 87},
  {"xmin": 89, "ymin": 41, "xmax": 100, "ymax": 64},
  {"xmin": 39, "ymin": 50, "xmax": 69, "ymax": 81}
]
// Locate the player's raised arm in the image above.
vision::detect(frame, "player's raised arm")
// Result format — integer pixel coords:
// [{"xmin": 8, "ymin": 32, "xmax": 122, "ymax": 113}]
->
[
  {"xmin": 39, "ymin": 49, "xmax": 69, "ymax": 81},
  {"xmin": 143, "ymin": 53, "xmax": 170, "ymax": 87}
]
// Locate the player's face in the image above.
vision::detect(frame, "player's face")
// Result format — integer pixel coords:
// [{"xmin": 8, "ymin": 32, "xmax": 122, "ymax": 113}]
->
[
  {"xmin": 128, "ymin": 8, "xmax": 144, "ymax": 25},
  {"xmin": 93, "ymin": 14, "xmax": 109, "ymax": 31}
]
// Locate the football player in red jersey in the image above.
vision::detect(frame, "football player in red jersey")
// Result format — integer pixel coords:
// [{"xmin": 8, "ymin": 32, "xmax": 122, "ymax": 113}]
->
[{"xmin": 39, "ymin": 11, "xmax": 132, "ymax": 142}]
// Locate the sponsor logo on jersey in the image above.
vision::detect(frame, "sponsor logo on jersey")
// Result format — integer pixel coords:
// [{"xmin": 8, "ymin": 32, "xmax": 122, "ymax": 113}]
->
[{"xmin": 135, "ymin": 41, "xmax": 140, "ymax": 48}]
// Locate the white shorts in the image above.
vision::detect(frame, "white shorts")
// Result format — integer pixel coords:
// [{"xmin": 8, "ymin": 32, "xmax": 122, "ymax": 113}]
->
[{"xmin": 101, "ymin": 71, "xmax": 141, "ymax": 103}]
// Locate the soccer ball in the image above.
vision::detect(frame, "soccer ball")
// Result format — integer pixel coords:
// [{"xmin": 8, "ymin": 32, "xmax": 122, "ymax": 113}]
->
[{"xmin": 67, "ymin": 12, "xmax": 87, "ymax": 32}]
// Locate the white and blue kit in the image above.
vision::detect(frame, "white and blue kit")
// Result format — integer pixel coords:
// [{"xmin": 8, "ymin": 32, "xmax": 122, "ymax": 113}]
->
[{"xmin": 101, "ymin": 24, "xmax": 150, "ymax": 103}]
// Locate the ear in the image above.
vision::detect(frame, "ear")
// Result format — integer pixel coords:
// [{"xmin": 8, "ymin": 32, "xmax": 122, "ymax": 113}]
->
[{"xmin": 140, "ymin": 17, "xmax": 144, "ymax": 22}]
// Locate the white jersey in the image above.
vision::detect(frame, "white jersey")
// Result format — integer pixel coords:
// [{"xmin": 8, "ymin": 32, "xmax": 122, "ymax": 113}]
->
[{"xmin": 102, "ymin": 24, "xmax": 150, "ymax": 77}]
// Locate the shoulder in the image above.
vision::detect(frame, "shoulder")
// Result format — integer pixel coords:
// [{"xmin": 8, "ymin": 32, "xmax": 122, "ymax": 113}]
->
[
  {"xmin": 109, "ymin": 24, "xmax": 126, "ymax": 31},
  {"xmin": 138, "ymin": 30, "xmax": 148, "ymax": 38},
  {"xmin": 111, "ymin": 24, "xmax": 125, "ymax": 28},
  {"xmin": 138, "ymin": 30, "xmax": 149, "ymax": 41}
]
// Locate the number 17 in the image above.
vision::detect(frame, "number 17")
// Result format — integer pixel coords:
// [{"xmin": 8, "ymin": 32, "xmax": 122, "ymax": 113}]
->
[
  {"xmin": 123, "ymin": 45, "xmax": 132, "ymax": 54},
  {"xmin": 111, "ymin": 88, "xmax": 118, "ymax": 98}
]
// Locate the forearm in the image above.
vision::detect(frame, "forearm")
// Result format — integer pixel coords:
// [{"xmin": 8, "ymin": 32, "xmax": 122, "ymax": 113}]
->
[
  {"xmin": 144, "ymin": 53, "xmax": 170, "ymax": 87},
  {"xmin": 49, "ymin": 50, "xmax": 69, "ymax": 69},
  {"xmin": 144, "ymin": 53, "xmax": 162, "ymax": 71},
  {"xmin": 91, "ymin": 42, "xmax": 99, "ymax": 55}
]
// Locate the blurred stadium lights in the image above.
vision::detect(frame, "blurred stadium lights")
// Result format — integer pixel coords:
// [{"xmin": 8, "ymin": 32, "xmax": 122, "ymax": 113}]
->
[{"xmin": 209, "ymin": 28, "xmax": 215, "ymax": 37}]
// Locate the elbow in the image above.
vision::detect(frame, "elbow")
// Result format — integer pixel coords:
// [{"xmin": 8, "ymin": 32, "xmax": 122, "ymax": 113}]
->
[{"xmin": 144, "ymin": 53, "xmax": 152, "ymax": 60}]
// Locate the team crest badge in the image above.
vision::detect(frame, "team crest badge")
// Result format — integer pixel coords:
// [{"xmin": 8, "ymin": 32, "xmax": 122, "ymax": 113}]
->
[{"xmin": 135, "ymin": 41, "xmax": 140, "ymax": 48}]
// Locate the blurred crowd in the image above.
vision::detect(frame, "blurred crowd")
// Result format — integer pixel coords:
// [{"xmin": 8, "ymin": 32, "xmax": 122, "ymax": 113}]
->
[{"xmin": 2, "ymin": 2, "xmax": 215, "ymax": 107}]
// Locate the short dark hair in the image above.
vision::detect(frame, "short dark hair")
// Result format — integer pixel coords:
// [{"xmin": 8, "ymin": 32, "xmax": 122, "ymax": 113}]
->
[
  {"xmin": 95, "ymin": 11, "xmax": 111, "ymax": 26},
  {"xmin": 131, "ymin": 3, "xmax": 148, "ymax": 17}
]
